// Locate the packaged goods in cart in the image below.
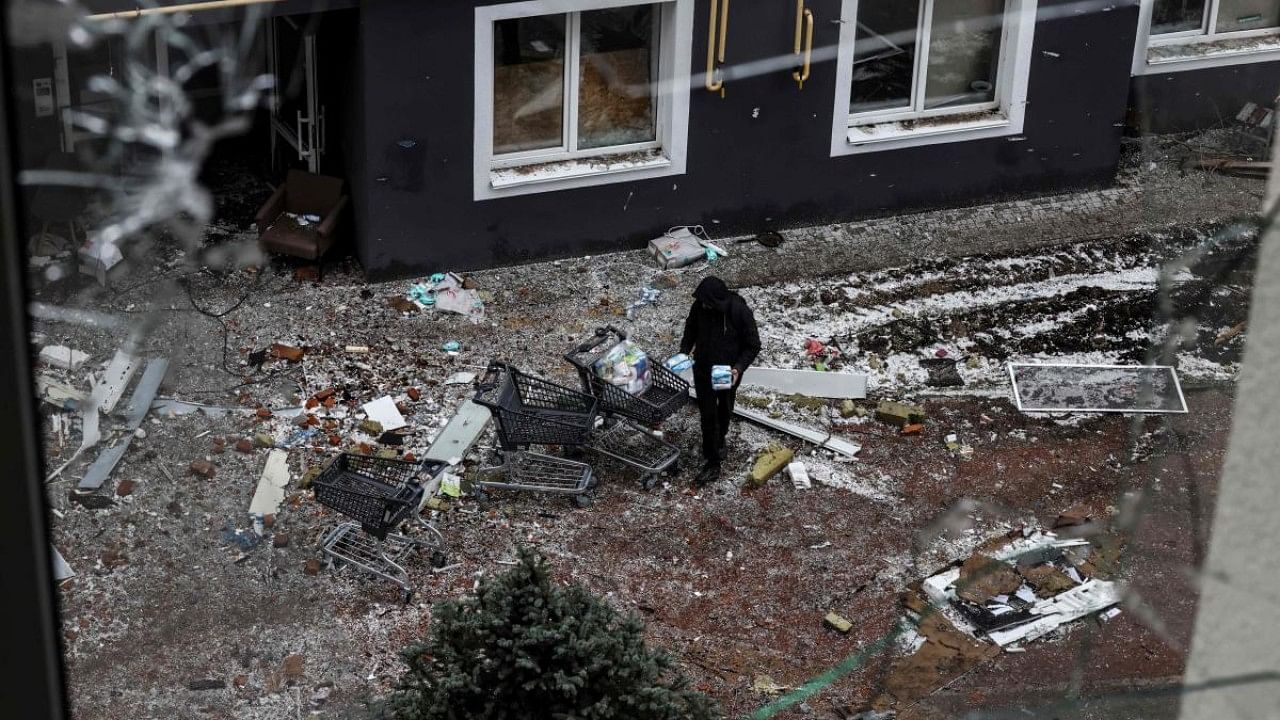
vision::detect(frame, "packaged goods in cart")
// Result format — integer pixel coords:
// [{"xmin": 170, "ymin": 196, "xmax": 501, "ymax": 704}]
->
[{"xmin": 593, "ymin": 340, "xmax": 653, "ymax": 396}]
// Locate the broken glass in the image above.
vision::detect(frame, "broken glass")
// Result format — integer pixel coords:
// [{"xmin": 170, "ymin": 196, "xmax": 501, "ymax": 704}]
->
[
  {"xmin": 850, "ymin": 0, "xmax": 918, "ymax": 115},
  {"xmin": 1151, "ymin": 0, "xmax": 1208, "ymax": 34}
]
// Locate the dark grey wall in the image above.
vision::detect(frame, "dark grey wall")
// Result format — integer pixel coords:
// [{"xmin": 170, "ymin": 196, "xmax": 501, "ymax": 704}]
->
[
  {"xmin": 355, "ymin": 0, "xmax": 1139, "ymax": 279},
  {"xmin": 1130, "ymin": 61, "xmax": 1280, "ymax": 134}
]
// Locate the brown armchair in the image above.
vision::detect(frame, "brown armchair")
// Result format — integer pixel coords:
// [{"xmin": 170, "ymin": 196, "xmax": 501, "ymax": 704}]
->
[{"xmin": 255, "ymin": 169, "xmax": 348, "ymax": 276}]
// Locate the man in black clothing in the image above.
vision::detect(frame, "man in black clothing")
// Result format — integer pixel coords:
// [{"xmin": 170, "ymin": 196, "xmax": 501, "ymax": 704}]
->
[{"xmin": 679, "ymin": 276, "xmax": 761, "ymax": 485}]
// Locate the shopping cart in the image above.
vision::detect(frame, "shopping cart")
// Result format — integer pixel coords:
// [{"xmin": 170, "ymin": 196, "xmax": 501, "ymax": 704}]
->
[
  {"xmin": 565, "ymin": 327, "xmax": 684, "ymax": 490},
  {"xmin": 312, "ymin": 453, "xmax": 448, "ymax": 601},
  {"xmin": 565, "ymin": 325, "xmax": 688, "ymax": 426},
  {"xmin": 471, "ymin": 361, "xmax": 599, "ymax": 506}
]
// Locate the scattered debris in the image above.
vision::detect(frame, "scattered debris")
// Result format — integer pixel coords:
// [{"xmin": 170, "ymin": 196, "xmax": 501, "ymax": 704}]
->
[
  {"xmin": 423, "ymin": 400, "xmax": 491, "ymax": 462},
  {"xmin": 51, "ymin": 546, "xmax": 74, "ymax": 581},
  {"xmin": 189, "ymin": 459, "xmax": 217, "ymax": 478},
  {"xmin": 750, "ymin": 446, "xmax": 794, "ymax": 485},
  {"xmin": 39, "ymin": 345, "xmax": 89, "ymax": 370},
  {"xmin": 362, "ymin": 396, "xmax": 407, "ymax": 431},
  {"xmin": 78, "ymin": 358, "xmax": 169, "ymax": 491},
  {"xmin": 786, "ymin": 461, "xmax": 811, "ymax": 489},
  {"xmin": 875, "ymin": 401, "xmax": 925, "ymax": 427},
  {"xmin": 1008, "ymin": 363, "xmax": 1187, "ymax": 413},
  {"xmin": 824, "ymin": 612, "xmax": 853, "ymax": 634},
  {"xmin": 648, "ymin": 226, "xmax": 710, "ymax": 269},
  {"xmin": 91, "ymin": 349, "xmax": 140, "ymax": 414},
  {"xmin": 919, "ymin": 357, "xmax": 963, "ymax": 387},
  {"xmin": 248, "ymin": 450, "xmax": 290, "ymax": 520},
  {"xmin": 270, "ymin": 343, "xmax": 304, "ymax": 363},
  {"xmin": 730, "ymin": 403, "xmax": 861, "ymax": 458},
  {"xmin": 36, "ymin": 374, "xmax": 85, "ymax": 411}
]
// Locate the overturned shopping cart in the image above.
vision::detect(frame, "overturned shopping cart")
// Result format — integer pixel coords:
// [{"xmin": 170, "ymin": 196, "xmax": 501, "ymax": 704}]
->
[
  {"xmin": 313, "ymin": 453, "xmax": 448, "ymax": 601},
  {"xmin": 565, "ymin": 326, "xmax": 684, "ymax": 490},
  {"xmin": 471, "ymin": 361, "xmax": 599, "ymax": 506}
]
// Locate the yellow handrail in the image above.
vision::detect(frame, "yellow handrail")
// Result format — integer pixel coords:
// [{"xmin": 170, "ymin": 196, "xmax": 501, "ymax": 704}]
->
[
  {"xmin": 706, "ymin": 0, "xmax": 729, "ymax": 95},
  {"xmin": 793, "ymin": 7, "xmax": 813, "ymax": 89}
]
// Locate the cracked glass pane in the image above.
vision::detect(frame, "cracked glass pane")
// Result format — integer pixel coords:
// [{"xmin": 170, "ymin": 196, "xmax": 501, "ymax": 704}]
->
[
  {"xmin": 1152, "ymin": 0, "xmax": 1208, "ymax": 34},
  {"xmin": 850, "ymin": 0, "xmax": 919, "ymax": 115}
]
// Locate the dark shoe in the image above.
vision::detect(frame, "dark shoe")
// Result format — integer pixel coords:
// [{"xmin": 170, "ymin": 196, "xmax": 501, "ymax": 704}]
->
[{"xmin": 695, "ymin": 464, "xmax": 721, "ymax": 486}]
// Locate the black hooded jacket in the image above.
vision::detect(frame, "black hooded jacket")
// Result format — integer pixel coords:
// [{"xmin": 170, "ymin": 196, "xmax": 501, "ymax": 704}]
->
[{"xmin": 679, "ymin": 276, "xmax": 761, "ymax": 375}]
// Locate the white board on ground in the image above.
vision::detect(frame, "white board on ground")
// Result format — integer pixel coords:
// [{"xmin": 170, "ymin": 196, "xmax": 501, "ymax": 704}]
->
[
  {"xmin": 91, "ymin": 349, "xmax": 139, "ymax": 414},
  {"xmin": 362, "ymin": 396, "xmax": 407, "ymax": 431},
  {"xmin": 424, "ymin": 400, "xmax": 491, "ymax": 462},
  {"xmin": 249, "ymin": 450, "xmax": 291, "ymax": 517},
  {"xmin": 740, "ymin": 368, "xmax": 867, "ymax": 399},
  {"xmin": 680, "ymin": 367, "xmax": 868, "ymax": 399}
]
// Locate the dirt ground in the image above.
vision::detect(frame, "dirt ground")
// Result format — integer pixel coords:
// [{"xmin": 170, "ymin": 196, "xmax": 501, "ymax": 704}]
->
[{"xmin": 31, "ymin": 139, "xmax": 1260, "ymax": 719}]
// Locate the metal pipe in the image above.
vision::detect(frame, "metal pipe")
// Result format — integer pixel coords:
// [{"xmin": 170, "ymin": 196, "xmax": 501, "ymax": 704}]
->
[{"xmin": 87, "ymin": 0, "xmax": 284, "ymax": 21}]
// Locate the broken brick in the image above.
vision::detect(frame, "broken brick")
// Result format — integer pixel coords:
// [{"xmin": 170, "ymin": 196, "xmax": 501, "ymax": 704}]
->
[
  {"xmin": 305, "ymin": 397, "xmax": 319, "ymax": 410},
  {"xmin": 824, "ymin": 612, "xmax": 853, "ymax": 634},
  {"xmin": 901, "ymin": 423, "xmax": 924, "ymax": 435},
  {"xmin": 750, "ymin": 446, "xmax": 794, "ymax": 486},
  {"xmin": 255, "ymin": 407, "xmax": 273, "ymax": 419},
  {"xmin": 328, "ymin": 434, "xmax": 341, "ymax": 446},
  {"xmin": 1018, "ymin": 563, "xmax": 1077, "ymax": 597},
  {"xmin": 323, "ymin": 396, "xmax": 337, "ymax": 409},
  {"xmin": 273, "ymin": 533, "xmax": 290, "ymax": 548},
  {"xmin": 876, "ymin": 400, "xmax": 925, "ymax": 427},
  {"xmin": 115, "ymin": 479, "xmax": 136, "ymax": 497},
  {"xmin": 313, "ymin": 388, "xmax": 336, "ymax": 402},
  {"xmin": 270, "ymin": 344, "xmax": 304, "ymax": 363},
  {"xmin": 304, "ymin": 559, "xmax": 321, "ymax": 575},
  {"xmin": 406, "ymin": 387, "xmax": 421, "ymax": 401},
  {"xmin": 262, "ymin": 514, "xmax": 275, "ymax": 529},
  {"xmin": 956, "ymin": 554, "xmax": 1021, "ymax": 604},
  {"xmin": 1054, "ymin": 503, "xmax": 1092, "ymax": 529},
  {"xmin": 189, "ymin": 459, "xmax": 216, "ymax": 479},
  {"xmin": 232, "ymin": 675, "xmax": 248, "ymax": 689},
  {"xmin": 282, "ymin": 654, "xmax": 305, "ymax": 682}
]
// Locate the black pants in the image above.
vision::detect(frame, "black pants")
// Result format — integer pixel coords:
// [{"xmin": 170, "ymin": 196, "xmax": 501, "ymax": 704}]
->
[{"xmin": 693, "ymin": 365, "xmax": 737, "ymax": 464}]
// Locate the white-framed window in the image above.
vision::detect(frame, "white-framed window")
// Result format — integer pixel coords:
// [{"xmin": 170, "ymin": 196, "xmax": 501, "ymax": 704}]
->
[
  {"xmin": 1133, "ymin": 0, "xmax": 1280, "ymax": 74},
  {"xmin": 830, "ymin": 0, "xmax": 1037, "ymax": 156},
  {"xmin": 473, "ymin": 0, "xmax": 693, "ymax": 200}
]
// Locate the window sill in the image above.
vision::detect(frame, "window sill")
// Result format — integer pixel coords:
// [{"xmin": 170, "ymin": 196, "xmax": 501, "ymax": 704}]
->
[
  {"xmin": 486, "ymin": 150, "xmax": 672, "ymax": 194},
  {"xmin": 835, "ymin": 110, "xmax": 1018, "ymax": 155},
  {"xmin": 1141, "ymin": 34, "xmax": 1280, "ymax": 73}
]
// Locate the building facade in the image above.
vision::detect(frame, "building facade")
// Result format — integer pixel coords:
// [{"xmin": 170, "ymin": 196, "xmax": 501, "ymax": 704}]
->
[{"xmin": 10, "ymin": 0, "xmax": 1280, "ymax": 278}]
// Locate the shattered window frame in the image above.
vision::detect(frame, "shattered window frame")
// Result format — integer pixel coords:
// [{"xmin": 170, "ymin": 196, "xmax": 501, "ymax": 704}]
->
[
  {"xmin": 1135, "ymin": 0, "xmax": 1280, "ymax": 73},
  {"xmin": 829, "ymin": 0, "xmax": 1037, "ymax": 155},
  {"xmin": 472, "ymin": 0, "xmax": 694, "ymax": 200}
]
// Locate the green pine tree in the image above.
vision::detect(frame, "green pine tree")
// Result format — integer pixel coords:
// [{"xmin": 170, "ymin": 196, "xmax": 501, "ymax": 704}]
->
[{"xmin": 383, "ymin": 548, "xmax": 719, "ymax": 720}]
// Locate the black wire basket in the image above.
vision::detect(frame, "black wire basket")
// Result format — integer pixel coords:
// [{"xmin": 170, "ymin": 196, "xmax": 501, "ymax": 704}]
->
[
  {"xmin": 313, "ymin": 454, "xmax": 444, "ymax": 539},
  {"xmin": 473, "ymin": 361, "xmax": 599, "ymax": 448}
]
